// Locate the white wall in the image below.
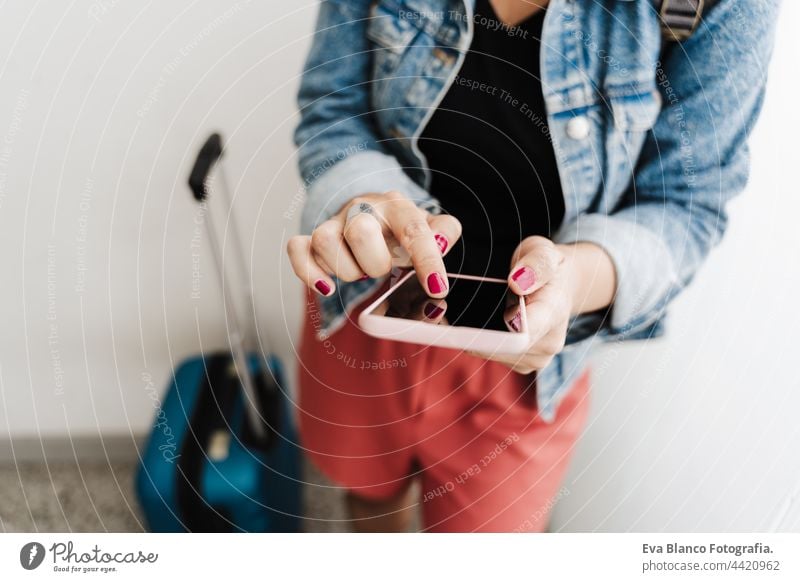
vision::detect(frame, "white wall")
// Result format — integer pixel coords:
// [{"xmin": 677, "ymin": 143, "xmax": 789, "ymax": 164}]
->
[
  {"xmin": 0, "ymin": 1, "xmax": 797, "ymax": 531},
  {"xmin": 0, "ymin": 0, "xmax": 313, "ymax": 441},
  {"xmin": 553, "ymin": 1, "xmax": 800, "ymax": 532}
]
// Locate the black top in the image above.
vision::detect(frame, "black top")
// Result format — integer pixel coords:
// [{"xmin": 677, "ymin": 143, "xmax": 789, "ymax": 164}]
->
[{"xmin": 419, "ymin": 0, "xmax": 564, "ymax": 278}]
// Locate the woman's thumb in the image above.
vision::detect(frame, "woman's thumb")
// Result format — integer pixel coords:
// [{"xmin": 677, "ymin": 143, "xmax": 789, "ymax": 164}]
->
[{"xmin": 507, "ymin": 236, "xmax": 563, "ymax": 296}]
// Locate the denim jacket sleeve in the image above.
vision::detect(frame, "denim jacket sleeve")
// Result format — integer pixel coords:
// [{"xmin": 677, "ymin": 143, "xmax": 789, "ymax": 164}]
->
[
  {"xmin": 557, "ymin": 0, "xmax": 779, "ymax": 344},
  {"xmin": 294, "ymin": 0, "xmax": 436, "ymax": 235}
]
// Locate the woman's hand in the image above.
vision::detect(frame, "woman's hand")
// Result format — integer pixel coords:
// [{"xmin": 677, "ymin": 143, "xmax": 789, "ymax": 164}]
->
[
  {"xmin": 475, "ymin": 236, "xmax": 617, "ymax": 374},
  {"xmin": 287, "ymin": 190, "xmax": 462, "ymax": 298}
]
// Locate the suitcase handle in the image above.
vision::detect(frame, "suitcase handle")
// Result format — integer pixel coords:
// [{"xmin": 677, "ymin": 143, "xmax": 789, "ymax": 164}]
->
[
  {"xmin": 187, "ymin": 132, "xmax": 268, "ymax": 442},
  {"xmin": 188, "ymin": 133, "xmax": 223, "ymax": 202}
]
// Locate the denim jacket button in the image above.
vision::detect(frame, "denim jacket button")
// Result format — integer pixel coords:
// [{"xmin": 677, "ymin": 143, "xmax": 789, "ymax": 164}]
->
[{"xmin": 566, "ymin": 116, "xmax": 591, "ymax": 140}]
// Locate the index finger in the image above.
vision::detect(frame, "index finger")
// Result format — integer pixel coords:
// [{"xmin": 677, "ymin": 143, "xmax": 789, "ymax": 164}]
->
[{"xmin": 380, "ymin": 191, "xmax": 448, "ymax": 298}]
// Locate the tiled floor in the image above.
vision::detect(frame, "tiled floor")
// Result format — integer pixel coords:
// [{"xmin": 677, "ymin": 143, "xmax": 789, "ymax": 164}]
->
[{"xmin": 0, "ymin": 458, "xmax": 358, "ymax": 533}]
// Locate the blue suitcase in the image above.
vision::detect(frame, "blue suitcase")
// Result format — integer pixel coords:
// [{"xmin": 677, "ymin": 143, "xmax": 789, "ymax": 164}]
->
[{"xmin": 135, "ymin": 134, "xmax": 302, "ymax": 532}]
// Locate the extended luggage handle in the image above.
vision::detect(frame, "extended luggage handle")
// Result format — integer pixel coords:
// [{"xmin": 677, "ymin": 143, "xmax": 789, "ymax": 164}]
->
[
  {"xmin": 189, "ymin": 133, "xmax": 255, "ymax": 337},
  {"xmin": 188, "ymin": 132, "xmax": 267, "ymax": 442},
  {"xmin": 189, "ymin": 133, "xmax": 224, "ymax": 202}
]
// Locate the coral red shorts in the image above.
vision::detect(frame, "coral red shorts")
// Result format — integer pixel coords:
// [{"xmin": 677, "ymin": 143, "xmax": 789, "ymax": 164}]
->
[{"xmin": 297, "ymin": 290, "xmax": 590, "ymax": 532}]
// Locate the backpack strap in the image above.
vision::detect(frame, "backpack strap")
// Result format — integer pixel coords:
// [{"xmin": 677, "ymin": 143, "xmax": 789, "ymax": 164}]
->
[{"xmin": 656, "ymin": 0, "xmax": 705, "ymax": 42}]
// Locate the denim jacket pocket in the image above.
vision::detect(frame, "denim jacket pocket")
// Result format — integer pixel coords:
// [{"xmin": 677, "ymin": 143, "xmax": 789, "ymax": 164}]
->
[
  {"xmin": 595, "ymin": 87, "xmax": 662, "ymax": 197},
  {"xmin": 366, "ymin": 1, "xmax": 423, "ymax": 110},
  {"xmin": 605, "ymin": 89, "xmax": 662, "ymax": 177},
  {"xmin": 366, "ymin": 2, "xmax": 420, "ymax": 67},
  {"xmin": 609, "ymin": 89, "xmax": 662, "ymax": 132}
]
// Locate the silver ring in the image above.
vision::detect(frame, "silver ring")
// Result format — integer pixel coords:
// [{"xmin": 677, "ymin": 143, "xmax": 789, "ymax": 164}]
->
[{"xmin": 345, "ymin": 201, "xmax": 376, "ymax": 225}]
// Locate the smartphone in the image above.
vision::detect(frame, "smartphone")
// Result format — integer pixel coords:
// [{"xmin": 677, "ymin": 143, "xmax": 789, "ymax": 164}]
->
[{"xmin": 358, "ymin": 270, "xmax": 529, "ymax": 354}]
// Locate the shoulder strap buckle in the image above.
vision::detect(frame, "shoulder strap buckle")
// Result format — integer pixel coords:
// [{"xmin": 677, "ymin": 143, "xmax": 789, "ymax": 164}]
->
[{"xmin": 660, "ymin": 0, "xmax": 705, "ymax": 42}]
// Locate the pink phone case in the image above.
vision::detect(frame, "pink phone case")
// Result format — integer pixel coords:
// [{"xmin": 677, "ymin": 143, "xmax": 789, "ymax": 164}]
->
[{"xmin": 358, "ymin": 270, "xmax": 529, "ymax": 354}]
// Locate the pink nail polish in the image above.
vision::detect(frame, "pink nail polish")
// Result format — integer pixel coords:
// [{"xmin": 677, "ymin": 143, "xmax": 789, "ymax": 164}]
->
[
  {"xmin": 358, "ymin": 274, "xmax": 370, "ymax": 281},
  {"xmin": 424, "ymin": 303, "xmax": 444, "ymax": 319},
  {"xmin": 511, "ymin": 267, "xmax": 536, "ymax": 292},
  {"xmin": 434, "ymin": 233, "xmax": 448, "ymax": 255},
  {"xmin": 507, "ymin": 311, "xmax": 522, "ymax": 332},
  {"xmin": 427, "ymin": 273, "xmax": 447, "ymax": 295},
  {"xmin": 314, "ymin": 280, "xmax": 332, "ymax": 295}
]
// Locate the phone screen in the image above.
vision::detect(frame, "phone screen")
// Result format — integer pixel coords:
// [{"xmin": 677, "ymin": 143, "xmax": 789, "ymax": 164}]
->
[{"xmin": 376, "ymin": 273, "xmax": 519, "ymax": 332}]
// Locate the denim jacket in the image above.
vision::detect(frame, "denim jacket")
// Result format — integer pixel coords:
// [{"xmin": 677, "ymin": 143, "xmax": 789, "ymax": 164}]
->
[{"xmin": 293, "ymin": 0, "xmax": 778, "ymax": 421}]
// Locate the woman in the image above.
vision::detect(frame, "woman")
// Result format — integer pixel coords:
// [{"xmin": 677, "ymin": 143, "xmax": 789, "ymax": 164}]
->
[{"xmin": 287, "ymin": 0, "xmax": 777, "ymax": 532}]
